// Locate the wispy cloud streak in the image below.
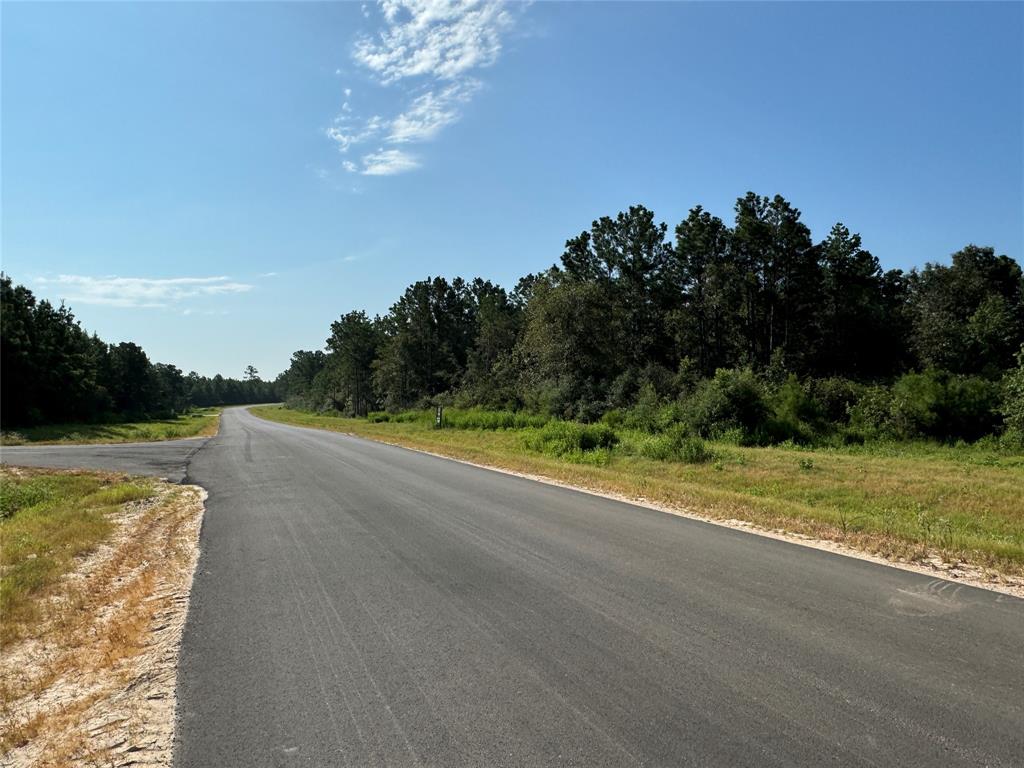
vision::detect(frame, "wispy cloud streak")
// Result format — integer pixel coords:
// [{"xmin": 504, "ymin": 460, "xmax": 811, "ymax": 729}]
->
[
  {"xmin": 327, "ymin": 0, "xmax": 518, "ymax": 176},
  {"xmin": 360, "ymin": 149, "xmax": 421, "ymax": 175},
  {"xmin": 35, "ymin": 275, "xmax": 253, "ymax": 308}
]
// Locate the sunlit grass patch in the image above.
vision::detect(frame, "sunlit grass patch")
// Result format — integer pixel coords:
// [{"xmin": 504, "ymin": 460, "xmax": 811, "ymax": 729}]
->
[
  {"xmin": 0, "ymin": 468, "xmax": 204, "ymax": 764},
  {"xmin": 0, "ymin": 469, "xmax": 156, "ymax": 646},
  {"xmin": 0, "ymin": 408, "xmax": 220, "ymax": 445}
]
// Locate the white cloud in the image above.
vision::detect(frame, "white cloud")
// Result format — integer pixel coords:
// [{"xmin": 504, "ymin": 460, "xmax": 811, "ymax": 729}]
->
[
  {"xmin": 326, "ymin": 114, "xmax": 385, "ymax": 152},
  {"xmin": 326, "ymin": 0, "xmax": 518, "ymax": 177},
  {"xmin": 360, "ymin": 148, "xmax": 420, "ymax": 175},
  {"xmin": 353, "ymin": 0, "xmax": 513, "ymax": 84},
  {"xmin": 35, "ymin": 275, "xmax": 253, "ymax": 309},
  {"xmin": 387, "ymin": 81, "xmax": 477, "ymax": 143}
]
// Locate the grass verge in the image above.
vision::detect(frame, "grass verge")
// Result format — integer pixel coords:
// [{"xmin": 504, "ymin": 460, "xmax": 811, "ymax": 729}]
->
[
  {"xmin": 0, "ymin": 408, "xmax": 221, "ymax": 446},
  {"xmin": 0, "ymin": 469, "xmax": 153, "ymax": 645},
  {"xmin": 251, "ymin": 405, "xmax": 1024, "ymax": 582},
  {"xmin": 0, "ymin": 467, "xmax": 205, "ymax": 766}
]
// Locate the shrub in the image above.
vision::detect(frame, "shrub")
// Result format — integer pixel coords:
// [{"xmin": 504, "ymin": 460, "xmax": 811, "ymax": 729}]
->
[
  {"xmin": 636, "ymin": 425, "xmax": 717, "ymax": 463},
  {"xmin": 716, "ymin": 427, "xmax": 747, "ymax": 445},
  {"xmin": 937, "ymin": 375, "xmax": 1002, "ymax": 441},
  {"xmin": 600, "ymin": 409, "xmax": 625, "ymax": 428},
  {"xmin": 767, "ymin": 375, "xmax": 822, "ymax": 444},
  {"xmin": 683, "ymin": 368, "xmax": 769, "ymax": 443},
  {"xmin": 523, "ymin": 421, "xmax": 619, "ymax": 457},
  {"xmin": 890, "ymin": 370, "xmax": 1001, "ymax": 441},
  {"xmin": 619, "ymin": 396, "xmax": 687, "ymax": 435},
  {"xmin": 637, "ymin": 424, "xmax": 680, "ymax": 460},
  {"xmin": 0, "ymin": 477, "xmax": 62, "ymax": 520},
  {"xmin": 806, "ymin": 377, "xmax": 864, "ymax": 425},
  {"xmin": 678, "ymin": 435, "xmax": 716, "ymax": 464},
  {"xmin": 607, "ymin": 369, "xmax": 640, "ymax": 410},
  {"xmin": 443, "ymin": 408, "xmax": 549, "ymax": 430},
  {"xmin": 572, "ymin": 396, "xmax": 608, "ymax": 425},
  {"xmin": 889, "ymin": 371, "xmax": 945, "ymax": 437},
  {"xmin": 847, "ymin": 385, "xmax": 895, "ymax": 440},
  {"xmin": 849, "ymin": 371, "xmax": 1003, "ymax": 442},
  {"xmin": 620, "ymin": 383, "xmax": 661, "ymax": 432},
  {"xmin": 1000, "ymin": 348, "xmax": 1024, "ymax": 444}
]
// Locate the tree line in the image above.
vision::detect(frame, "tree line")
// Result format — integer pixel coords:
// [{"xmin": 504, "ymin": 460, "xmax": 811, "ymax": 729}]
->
[
  {"xmin": 1, "ymin": 275, "xmax": 278, "ymax": 426},
  {"xmin": 278, "ymin": 192, "xmax": 1024, "ymax": 445}
]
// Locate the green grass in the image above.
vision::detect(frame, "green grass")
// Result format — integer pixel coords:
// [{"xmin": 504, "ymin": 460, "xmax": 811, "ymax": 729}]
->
[
  {"xmin": 0, "ymin": 468, "xmax": 155, "ymax": 645},
  {"xmin": 0, "ymin": 408, "xmax": 221, "ymax": 445},
  {"xmin": 251, "ymin": 405, "xmax": 1024, "ymax": 577}
]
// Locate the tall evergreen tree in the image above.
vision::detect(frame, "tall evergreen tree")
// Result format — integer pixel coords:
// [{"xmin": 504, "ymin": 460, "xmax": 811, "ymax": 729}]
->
[
  {"xmin": 373, "ymin": 277, "xmax": 476, "ymax": 408},
  {"xmin": 322, "ymin": 310, "xmax": 383, "ymax": 415},
  {"xmin": 731, "ymin": 193, "xmax": 821, "ymax": 373},
  {"xmin": 669, "ymin": 206, "xmax": 742, "ymax": 375},
  {"xmin": 561, "ymin": 205, "xmax": 673, "ymax": 370},
  {"xmin": 462, "ymin": 279, "xmax": 522, "ymax": 406},
  {"xmin": 818, "ymin": 223, "xmax": 887, "ymax": 377}
]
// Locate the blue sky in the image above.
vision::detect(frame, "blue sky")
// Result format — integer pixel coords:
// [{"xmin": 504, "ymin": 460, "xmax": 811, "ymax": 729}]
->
[{"xmin": 3, "ymin": 1, "xmax": 1021, "ymax": 378}]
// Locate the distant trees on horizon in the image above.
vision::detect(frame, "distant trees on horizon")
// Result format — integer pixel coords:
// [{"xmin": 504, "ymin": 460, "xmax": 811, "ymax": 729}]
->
[
  {"xmin": 0, "ymin": 274, "xmax": 278, "ymax": 427},
  {"xmin": 277, "ymin": 192, "xmax": 1023, "ymax": 445},
  {"xmin": 3, "ymin": 190, "xmax": 1021, "ymax": 442}
]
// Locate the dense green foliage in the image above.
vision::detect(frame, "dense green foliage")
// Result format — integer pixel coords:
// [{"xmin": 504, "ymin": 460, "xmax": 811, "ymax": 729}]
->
[
  {"xmin": 278, "ymin": 192, "xmax": 1022, "ymax": 447},
  {"xmin": 1, "ymin": 275, "xmax": 279, "ymax": 427}
]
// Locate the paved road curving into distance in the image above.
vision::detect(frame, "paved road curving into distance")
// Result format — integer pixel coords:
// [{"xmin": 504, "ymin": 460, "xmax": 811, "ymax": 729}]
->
[{"xmin": 4, "ymin": 406, "xmax": 1023, "ymax": 766}]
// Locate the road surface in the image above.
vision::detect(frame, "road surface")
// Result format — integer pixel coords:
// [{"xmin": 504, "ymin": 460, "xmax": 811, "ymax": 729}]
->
[
  {"xmin": 4, "ymin": 407, "xmax": 1023, "ymax": 766},
  {"xmin": 1, "ymin": 436, "xmax": 205, "ymax": 483}
]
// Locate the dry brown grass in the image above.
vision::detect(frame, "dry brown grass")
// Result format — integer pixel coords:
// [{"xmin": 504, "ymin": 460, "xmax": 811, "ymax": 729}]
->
[{"xmin": 0, "ymin": 467, "xmax": 204, "ymax": 767}]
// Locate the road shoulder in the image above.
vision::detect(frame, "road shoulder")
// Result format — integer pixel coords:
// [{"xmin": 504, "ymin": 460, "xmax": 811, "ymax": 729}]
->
[
  {"xmin": 248, "ymin": 407, "xmax": 1024, "ymax": 599},
  {"xmin": 0, "ymin": 468, "xmax": 205, "ymax": 766}
]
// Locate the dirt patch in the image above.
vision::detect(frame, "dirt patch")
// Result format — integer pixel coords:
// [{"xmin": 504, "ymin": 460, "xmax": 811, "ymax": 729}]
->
[{"xmin": 0, "ymin": 475, "xmax": 205, "ymax": 767}]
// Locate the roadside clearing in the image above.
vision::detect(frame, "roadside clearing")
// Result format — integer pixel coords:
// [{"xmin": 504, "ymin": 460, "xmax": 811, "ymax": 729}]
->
[
  {"xmin": 0, "ymin": 467, "xmax": 205, "ymax": 767},
  {"xmin": 1, "ymin": 408, "xmax": 221, "ymax": 446}
]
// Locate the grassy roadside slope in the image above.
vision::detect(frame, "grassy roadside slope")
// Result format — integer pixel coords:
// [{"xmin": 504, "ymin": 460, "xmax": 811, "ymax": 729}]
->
[
  {"xmin": 0, "ymin": 469, "xmax": 154, "ymax": 645},
  {"xmin": 250, "ymin": 405, "xmax": 1024, "ymax": 580},
  {"xmin": 0, "ymin": 466, "xmax": 205, "ymax": 765},
  {"xmin": 1, "ymin": 408, "xmax": 221, "ymax": 445}
]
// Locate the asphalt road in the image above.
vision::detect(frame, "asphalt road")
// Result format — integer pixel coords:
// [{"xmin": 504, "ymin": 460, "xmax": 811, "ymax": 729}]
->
[
  {"xmin": 5, "ymin": 407, "xmax": 1023, "ymax": 766},
  {"xmin": 1, "ymin": 436, "xmax": 206, "ymax": 482}
]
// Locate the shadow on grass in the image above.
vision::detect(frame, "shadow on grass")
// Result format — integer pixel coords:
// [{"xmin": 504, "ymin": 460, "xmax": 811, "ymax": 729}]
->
[{"xmin": 1, "ymin": 409, "xmax": 220, "ymax": 445}]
